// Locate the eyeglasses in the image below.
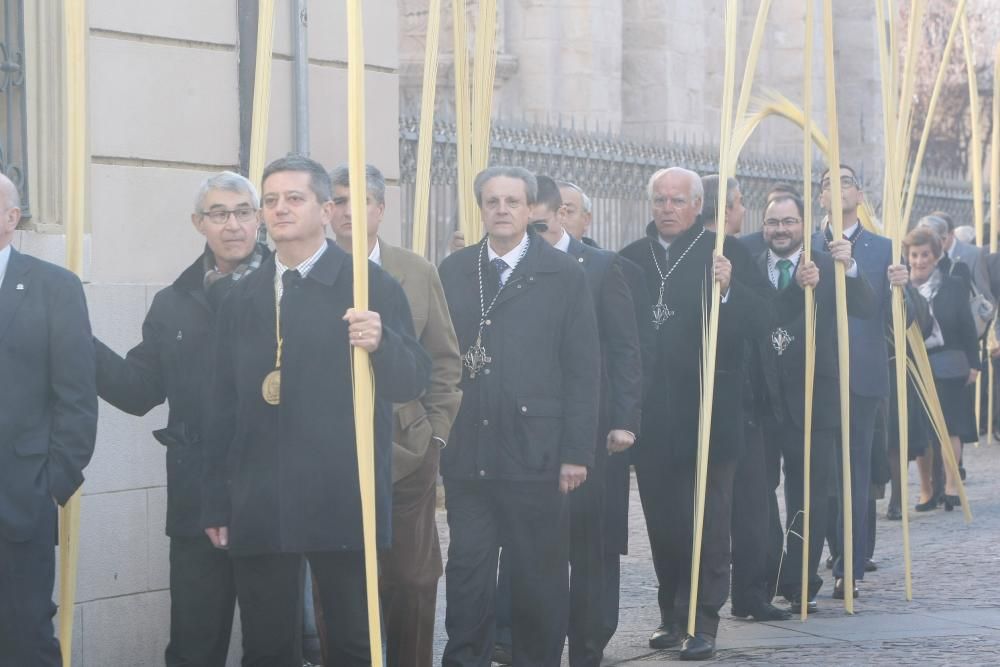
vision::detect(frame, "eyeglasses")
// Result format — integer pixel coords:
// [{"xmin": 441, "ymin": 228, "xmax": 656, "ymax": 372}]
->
[
  {"xmin": 201, "ymin": 207, "xmax": 258, "ymax": 224},
  {"xmin": 820, "ymin": 176, "xmax": 858, "ymax": 191},
  {"xmin": 652, "ymin": 196, "xmax": 690, "ymax": 210},
  {"xmin": 762, "ymin": 217, "xmax": 802, "ymax": 229}
]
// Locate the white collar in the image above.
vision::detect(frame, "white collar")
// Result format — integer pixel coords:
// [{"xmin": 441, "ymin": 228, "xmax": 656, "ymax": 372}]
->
[
  {"xmin": 657, "ymin": 235, "xmax": 670, "ymax": 251},
  {"xmin": 275, "ymin": 241, "xmax": 328, "ymax": 278},
  {"xmin": 553, "ymin": 228, "xmax": 571, "ymax": 253},
  {"xmin": 0, "ymin": 244, "xmax": 11, "ymax": 288},
  {"xmin": 487, "ymin": 232, "xmax": 529, "ymax": 270},
  {"xmin": 843, "ymin": 220, "xmax": 860, "ymax": 238},
  {"xmin": 368, "ymin": 238, "xmax": 381, "ymax": 266},
  {"xmin": 767, "ymin": 246, "xmax": 803, "ymax": 273}
]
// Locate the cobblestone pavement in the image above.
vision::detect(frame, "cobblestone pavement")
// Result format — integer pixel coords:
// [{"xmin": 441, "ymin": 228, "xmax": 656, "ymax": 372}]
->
[{"xmin": 432, "ymin": 439, "xmax": 1000, "ymax": 664}]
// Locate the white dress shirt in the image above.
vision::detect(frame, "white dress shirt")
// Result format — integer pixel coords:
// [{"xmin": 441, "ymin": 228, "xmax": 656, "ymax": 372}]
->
[
  {"xmin": 0, "ymin": 244, "xmax": 11, "ymax": 289},
  {"xmin": 274, "ymin": 241, "xmax": 328, "ymax": 301},
  {"xmin": 767, "ymin": 247, "xmax": 803, "ymax": 289},
  {"xmin": 553, "ymin": 229, "xmax": 571, "ymax": 253},
  {"xmin": 368, "ymin": 239, "xmax": 382, "ymax": 266},
  {"xmin": 487, "ymin": 232, "xmax": 530, "ymax": 285}
]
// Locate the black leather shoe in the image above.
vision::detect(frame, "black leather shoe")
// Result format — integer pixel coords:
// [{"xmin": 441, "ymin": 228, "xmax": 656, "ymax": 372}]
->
[
  {"xmin": 865, "ymin": 559, "xmax": 877, "ymax": 572},
  {"xmin": 732, "ymin": 601, "xmax": 792, "ymax": 621},
  {"xmin": 648, "ymin": 623, "xmax": 682, "ymax": 649},
  {"xmin": 943, "ymin": 494, "xmax": 961, "ymax": 512},
  {"xmin": 915, "ymin": 497, "xmax": 939, "ymax": 512},
  {"xmin": 679, "ymin": 633, "xmax": 716, "ymax": 661},
  {"xmin": 959, "ymin": 466, "xmax": 966, "ymax": 481},
  {"xmin": 887, "ymin": 504, "xmax": 902, "ymax": 520},
  {"xmin": 491, "ymin": 643, "xmax": 512, "ymax": 665},
  {"xmin": 825, "ymin": 555, "xmax": 834, "ymax": 570},
  {"xmin": 833, "ymin": 578, "xmax": 859, "ymax": 600},
  {"xmin": 786, "ymin": 597, "xmax": 818, "ymax": 612}
]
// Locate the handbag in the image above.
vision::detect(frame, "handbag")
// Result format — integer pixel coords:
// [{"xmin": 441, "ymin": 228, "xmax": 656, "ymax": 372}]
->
[{"xmin": 928, "ymin": 349, "xmax": 971, "ymax": 380}]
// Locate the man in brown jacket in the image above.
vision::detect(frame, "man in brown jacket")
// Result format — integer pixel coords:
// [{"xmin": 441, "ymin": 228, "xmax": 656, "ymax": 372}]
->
[{"xmin": 330, "ymin": 163, "xmax": 463, "ymax": 666}]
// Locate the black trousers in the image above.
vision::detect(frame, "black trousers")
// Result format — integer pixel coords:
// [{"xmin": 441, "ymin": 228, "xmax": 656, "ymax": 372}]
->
[
  {"xmin": 166, "ymin": 535, "xmax": 237, "ymax": 666},
  {"xmin": 635, "ymin": 447, "xmax": 736, "ymax": 638},
  {"xmin": 832, "ymin": 393, "xmax": 878, "ymax": 581},
  {"xmin": 232, "ymin": 550, "xmax": 372, "ymax": 667},
  {"xmin": 730, "ymin": 415, "xmax": 772, "ymax": 610},
  {"xmin": 566, "ymin": 453, "xmax": 607, "ymax": 667},
  {"xmin": 443, "ymin": 479, "xmax": 569, "ymax": 667},
  {"xmin": 0, "ymin": 502, "xmax": 60, "ymax": 667},
  {"xmin": 766, "ymin": 422, "xmax": 835, "ymax": 601}
]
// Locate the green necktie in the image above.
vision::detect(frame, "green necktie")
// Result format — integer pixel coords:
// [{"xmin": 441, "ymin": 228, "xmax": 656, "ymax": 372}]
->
[{"xmin": 777, "ymin": 258, "xmax": 793, "ymax": 290}]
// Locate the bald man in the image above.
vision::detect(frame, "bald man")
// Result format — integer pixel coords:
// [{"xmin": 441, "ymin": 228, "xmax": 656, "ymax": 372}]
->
[{"xmin": 0, "ymin": 174, "xmax": 98, "ymax": 664}]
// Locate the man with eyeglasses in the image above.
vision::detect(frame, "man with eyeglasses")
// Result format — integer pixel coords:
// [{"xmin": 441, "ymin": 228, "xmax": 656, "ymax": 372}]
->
[
  {"xmin": 200, "ymin": 155, "xmax": 430, "ymax": 665},
  {"xmin": 752, "ymin": 192, "xmax": 875, "ymax": 610},
  {"xmin": 94, "ymin": 171, "xmax": 268, "ymax": 666},
  {"xmin": 814, "ymin": 164, "xmax": 906, "ymax": 600},
  {"xmin": 619, "ymin": 167, "xmax": 770, "ymax": 661}
]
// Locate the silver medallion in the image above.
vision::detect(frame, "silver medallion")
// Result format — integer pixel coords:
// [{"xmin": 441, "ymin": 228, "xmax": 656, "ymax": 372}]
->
[
  {"xmin": 771, "ymin": 328, "xmax": 794, "ymax": 356},
  {"xmin": 462, "ymin": 334, "xmax": 492, "ymax": 379},
  {"xmin": 652, "ymin": 300, "xmax": 675, "ymax": 330}
]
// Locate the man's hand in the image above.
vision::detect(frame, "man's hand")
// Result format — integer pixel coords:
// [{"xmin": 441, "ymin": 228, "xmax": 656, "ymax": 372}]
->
[
  {"xmin": 968, "ymin": 368, "xmax": 980, "ymax": 386},
  {"xmin": 205, "ymin": 526, "xmax": 229, "ymax": 549},
  {"xmin": 828, "ymin": 238, "xmax": 854, "ymax": 270},
  {"xmin": 888, "ymin": 263, "xmax": 909, "ymax": 287},
  {"xmin": 606, "ymin": 429, "xmax": 636, "ymax": 454},
  {"xmin": 344, "ymin": 308, "xmax": 383, "ymax": 352},
  {"xmin": 795, "ymin": 260, "xmax": 820, "ymax": 289},
  {"xmin": 559, "ymin": 464, "xmax": 588, "ymax": 494},
  {"xmin": 450, "ymin": 230, "xmax": 467, "ymax": 252},
  {"xmin": 713, "ymin": 252, "xmax": 732, "ymax": 294}
]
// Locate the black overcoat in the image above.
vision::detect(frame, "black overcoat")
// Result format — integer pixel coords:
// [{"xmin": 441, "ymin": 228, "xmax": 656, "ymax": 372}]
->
[
  {"xmin": 0, "ymin": 249, "xmax": 97, "ymax": 542},
  {"xmin": 95, "ymin": 249, "xmax": 270, "ymax": 537},
  {"xmin": 200, "ymin": 241, "xmax": 431, "ymax": 555},
  {"xmin": 438, "ymin": 230, "xmax": 601, "ymax": 481},
  {"xmin": 619, "ymin": 221, "xmax": 770, "ymax": 463}
]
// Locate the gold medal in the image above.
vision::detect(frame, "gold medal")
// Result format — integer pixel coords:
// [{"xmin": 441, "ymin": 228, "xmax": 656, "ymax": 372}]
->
[{"xmin": 262, "ymin": 369, "xmax": 281, "ymax": 405}]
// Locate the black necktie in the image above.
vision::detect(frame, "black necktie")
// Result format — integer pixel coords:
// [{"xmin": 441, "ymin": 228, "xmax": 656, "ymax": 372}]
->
[{"xmin": 282, "ymin": 269, "xmax": 301, "ymax": 302}]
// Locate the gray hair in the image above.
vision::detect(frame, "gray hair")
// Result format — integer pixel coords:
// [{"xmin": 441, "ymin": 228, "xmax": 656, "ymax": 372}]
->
[
  {"xmin": 953, "ymin": 225, "xmax": 976, "ymax": 245},
  {"xmin": 193, "ymin": 171, "xmax": 260, "ymax": 215},
  {"xmin": 917, "ymin": 215, "xmax": 949, "ymax": 241},
  {"xmin": 0, "ymin": 173, "xmax": 20, "ymax": 210},
  {"xmin": 473, "ymin": 166, "xmax": 538, "ymax": 207},
  {"xmin": 556, "ymin": 181, "xmax": 593, "ymax": 214},
  {"xmin": 647, "ymin": 167, "xmax": 704, "ymax": 212},
  {"xmin": 329, "ymin": 163, "xmax": 386, "ymax": 204}
]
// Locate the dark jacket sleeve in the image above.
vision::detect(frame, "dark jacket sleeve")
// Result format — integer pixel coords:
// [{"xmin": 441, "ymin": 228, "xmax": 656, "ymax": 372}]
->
[
  {"xmin": 950, "ymin": 284, "xmax": 982, "ymax": 370},
  {"xmin": 371, "ymin": 276, "xmax": 432, "ymax": 404},
  {"xmin": 94, "ymin": 295, "xmax": 168, "ymax": 416},
  {"xmin": 601, "ymin": 258, "xmax": 642, "ymax": 434},
  {"xmin": 619, "ymin": 256, "xmax": 656, "ymax": 401},
  {"xmin": 845, "ymin": 272, "xmax": 876, "ymax": 320},
  {"xmin": 559, "ymin": 266, "xmax": 601, "ymax": 467},
  {"xmin": 904, "ymin": 285, "xmax": 934, "ymax": 337},
  {"xmin": 47, "ymin": 273, "xmax": 99, "ymax": 505},
  {"xmin": 201, "ymin": 294, "xmax": 238, "ymax": 529}
]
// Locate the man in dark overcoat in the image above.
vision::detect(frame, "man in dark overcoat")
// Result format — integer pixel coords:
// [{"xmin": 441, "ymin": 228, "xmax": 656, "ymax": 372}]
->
[
  {"xmin": 200, "ymin": 155, "xmax": 431, "ymax": 666},
  {"xmin": 619, "ymin": 167, "xmax": 770, "ymax": 661},
  {"xmin": 752, "ymin": 193, "xmax": 875, "ymax": 608},
  {"xmin": 0, "ymin": 173, "xmax": 98, "ymax": 665},
  {"xmin": 438, "ymin": 166, "xmax": 600, "ymax": 667},
  {"xmin": 95, "ymin": 171, "xmax": 267, "ymax": 666}
]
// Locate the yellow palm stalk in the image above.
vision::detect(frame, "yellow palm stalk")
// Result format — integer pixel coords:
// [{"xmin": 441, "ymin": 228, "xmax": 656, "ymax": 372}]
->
[
  {"xmin": 345, "ymin": 2, "xmax": 383, "ymax": 664},
  {"xmin": 989, "ymin": 42, "xmax": 1000, "ymax": 442},
  {"xmin": 452, "ymin": 0, "xmax": 476, "ymax": 243},
  {"xmin": 410, "ymin": 0, "xmax": 442, "ymax": 258},
  {"xmin": 961, "ymin": 15, "xmax": 985, "ymax": 439},
  {"xmin": 821, "ymin": 0, "xmax": 854, "ymax": 614},
  {"xmin": 247, "ymin": 1, "xmax": 276, "ymax": 186},
  {"xmin": 471, "ymin": 0, "xmax": 498, "ymax": 175},
  {"xmin": 688, "ymin": 0, "xmax": 739, "ymax": 638},
  {"xmin": 799, "ymin": 0, "xmax": 816, "ymax": 621},
  {"xmin": 60, "ymin": 1, "xmax": 88, "ymax": 662}
]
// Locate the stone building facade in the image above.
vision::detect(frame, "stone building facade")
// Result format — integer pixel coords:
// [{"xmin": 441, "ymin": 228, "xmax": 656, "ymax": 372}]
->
[
  {"xmin": 8, "ymin": 1, "xmax": 400, "ymax": 664},
  {"xmin": 400, "ymin": 0, "xmax": 885, "ymax": 180}
]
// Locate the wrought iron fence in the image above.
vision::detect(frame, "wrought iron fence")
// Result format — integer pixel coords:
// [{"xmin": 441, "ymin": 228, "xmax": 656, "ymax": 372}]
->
[
  {"xmin": 0, "ymin": 0, "xmax": 28, "ymax": 217},
  {"xmin": 400, "ymin": 116, "xmax": 978, "ymax": 265}
]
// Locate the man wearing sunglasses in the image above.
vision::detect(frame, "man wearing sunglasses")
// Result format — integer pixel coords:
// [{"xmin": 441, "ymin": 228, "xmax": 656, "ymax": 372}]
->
[{"xmin": 94, "ymin": 171, "xmax": 268, "ymax": 666}]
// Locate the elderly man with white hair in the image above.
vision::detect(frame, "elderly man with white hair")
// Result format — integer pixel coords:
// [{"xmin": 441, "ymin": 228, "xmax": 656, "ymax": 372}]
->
[{"xmin": 619, "ymin": 167, "xmax": 771, "ymax": 660}]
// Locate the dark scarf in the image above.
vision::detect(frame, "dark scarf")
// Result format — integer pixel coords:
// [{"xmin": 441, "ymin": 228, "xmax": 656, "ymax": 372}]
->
[{"xmin": 202, "ymin": 242, "xmax": 267, "ymax": 305}]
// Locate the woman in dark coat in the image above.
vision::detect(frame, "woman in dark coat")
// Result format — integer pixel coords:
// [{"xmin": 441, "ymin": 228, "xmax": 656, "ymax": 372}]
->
[{"xmin": 904, "ymin": 227, "xmax": 980, "ymax": 513}]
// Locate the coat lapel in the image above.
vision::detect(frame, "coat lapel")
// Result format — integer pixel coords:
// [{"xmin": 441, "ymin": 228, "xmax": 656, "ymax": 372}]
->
[
  {"xmin": 0, "ymin": 248, "xmax": 31, "ymax": 344},
  {"xmin": 378, "ymin": 240, "xmax": 406, "ymax": 288}
]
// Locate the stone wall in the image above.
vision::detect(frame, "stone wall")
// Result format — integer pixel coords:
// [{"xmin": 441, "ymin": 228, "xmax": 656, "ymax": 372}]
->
[{"xmin": 12, "ymin": 1, "xmax": 400, "ymax": 664}]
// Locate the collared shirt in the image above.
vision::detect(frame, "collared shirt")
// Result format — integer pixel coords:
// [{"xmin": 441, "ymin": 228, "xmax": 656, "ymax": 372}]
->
[
  {"xmin": 657, "ymin": 235, "xmax": 670, "ymax": 252},
  {"xmin": 843, "ymin": 221, "xmax": 860, "ymax": 240},
  {"xmin": 487, "ymin": 232, "xmax": 530, "ymax": 285},
  {"xmin": 274, "ymin": 241, "xmax": 328, "ymax": 302},
  {"xmin": 0, "ymin": 244, "xmax": 11, "ymax": 290},
  {"xmin": 368, "ymin": 239, "xmax": 382, "ymax": 266},
  {"xmin": 767, "ymin": 247, "xmax": 803, "ymax": 289},
  {"xmin": 553, "ymin": 228, "xmax": 571, "ymax": 253}
]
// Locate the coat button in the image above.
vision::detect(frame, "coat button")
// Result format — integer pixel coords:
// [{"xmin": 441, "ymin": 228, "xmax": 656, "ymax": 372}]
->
[
  {"xmin": 520, "ymin": 406, "xmax": 527, "ymax": 413},
  {"xmin": 485, "ymin": 319, "xmax": 491, "ymax": 326},
  {"xmin": 517, "ymin": 284, "xmax": 523, "ymax": 289},
  {"xmin": 482, "ymin": 419, "xmax": 489, "ymax": 426},
  {"xmin": 578, "ymin": 257, "xmax": 584, "ymax": 263},
  {"xmin": 483, "ymin": 368, "xmax": 491, "ymax": 375},
  {"xmin": 479, "ymin": 470, "xmax": 486, "ymax": 477}
]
